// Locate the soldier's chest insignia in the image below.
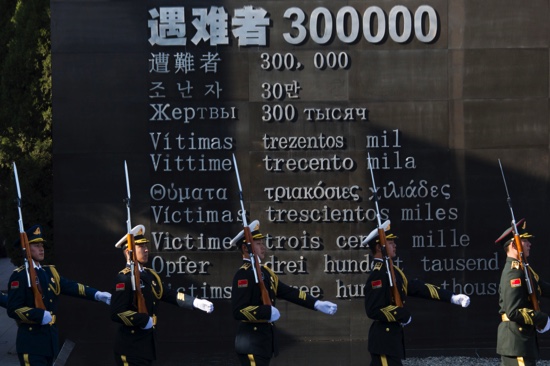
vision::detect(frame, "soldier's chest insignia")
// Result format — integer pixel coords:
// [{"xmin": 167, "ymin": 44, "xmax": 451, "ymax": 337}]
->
[
  {"xmin": 116, "ymin": 283, "xmax": 125, "ymax": 291},
  {"xmin": 510, "ymin": 278, "xmax": 521, "ymax": 288},
  {"xmin": 238, "ymin": 279, "xmax": 248, "ymax": 288},
  {"xmin": 371, "ymin": 279, "xmax": 382, "ymax": 289}
]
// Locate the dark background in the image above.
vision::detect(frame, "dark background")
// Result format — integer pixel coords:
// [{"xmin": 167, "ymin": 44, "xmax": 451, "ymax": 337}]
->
[{"xmin": 51, "ymin": 0, "xmax": 550, "ymax": 364}]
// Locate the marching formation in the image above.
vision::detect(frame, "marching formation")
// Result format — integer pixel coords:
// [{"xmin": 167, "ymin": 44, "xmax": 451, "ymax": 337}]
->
[{"xmin": 0, "ymin": 157, "xmax": 548, "ymax": 366}]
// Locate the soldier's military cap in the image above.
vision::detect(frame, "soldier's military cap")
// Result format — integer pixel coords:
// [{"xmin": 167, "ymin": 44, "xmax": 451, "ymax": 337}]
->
[
  {"xmin": 361, "ymin": 220, "xmax": 396, "ymax": 249},
  {"xmin": 495, "ymin": 218, "xmax": 534, "ymax": 247},
  {"xmin": 230, "ymin": 220, "xmax": 266, "ymax": 247},
  {"xmin": 26, "ymin": 224, "xmax": 46, "ymax": 244},
  {"xmin": 115, "ymin": 224, "xmax": 149, "ymax": 249},
  {"xmin": 14, "ymin": 224, "xmax": 46, "ymax": 248}
]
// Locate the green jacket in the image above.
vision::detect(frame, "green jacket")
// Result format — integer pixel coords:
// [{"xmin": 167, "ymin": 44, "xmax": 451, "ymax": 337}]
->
[{"xmin": 497, "ymin": 257, "xmax": 550, "ymax": 358}]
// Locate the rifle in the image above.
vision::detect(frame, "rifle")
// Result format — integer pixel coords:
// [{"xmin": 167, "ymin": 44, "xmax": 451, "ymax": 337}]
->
[
  {"xmin": 232, "ymin": 154, "xmax": 272, "ymax": 306},
  {"xmin": 53, "ymin": 339, "xmax": 75, "ymax": 366},
  {"xmin": 124, "ymin": 161, "xmax": 148, "ymax": 314},
  {"xmin": 13, "ymin": 162, "xmax": 46, "ymax": 310},
  {"xmin": 497, "ymin": 159, "xmax": 539, "ymax": 311},
  {"xmin": 367, "ymin": 153, "xmax": 403, "ymax": 307}
]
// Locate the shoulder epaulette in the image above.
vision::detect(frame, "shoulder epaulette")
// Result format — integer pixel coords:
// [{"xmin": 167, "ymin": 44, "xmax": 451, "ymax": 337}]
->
[
  {"xmin": 119, "ymin": 267, "xmax": 131, "ymax": 275},
  {"xmin": 511, "ymin": 260, "xmax": 521, "ymax": 270},
  {"xmin": 14, "ymin": 265, "xmax": 25, "ymax": 273},
  {"xmin": 240, "ymin": 262, "xmax": 252, "ymax": 270},
  {"xmin": 373, "ymin": 262, "xmax": 383, "ymax": 271},
  {"xmin": 43, "ymin": 264, "xmax": 55, "ymax": 268}
]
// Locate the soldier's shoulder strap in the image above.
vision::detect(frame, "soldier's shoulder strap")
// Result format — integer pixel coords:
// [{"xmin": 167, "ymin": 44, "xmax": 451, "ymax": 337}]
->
[
  {"xmin": 240, "ymin": 262, "xmax": 252, "ymax": 271},
  {"xmin": 119, "ymin": 267, "xmax": 131, "ymax": 275},
  {"xmin": 14, "ymin": 265, "xmax": 25, "ymax": 273}
]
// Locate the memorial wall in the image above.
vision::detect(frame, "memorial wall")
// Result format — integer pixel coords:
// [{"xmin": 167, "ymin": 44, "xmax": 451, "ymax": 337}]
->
[{"xmin": 51, "ymin": 0, "xmax": 550, "ymax": 363}]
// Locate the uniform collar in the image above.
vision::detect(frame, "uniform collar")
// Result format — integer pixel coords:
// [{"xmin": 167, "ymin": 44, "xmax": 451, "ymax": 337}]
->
[{"xmin": 126, "ymin": 263, "xmax": 145, "ymax": 272}]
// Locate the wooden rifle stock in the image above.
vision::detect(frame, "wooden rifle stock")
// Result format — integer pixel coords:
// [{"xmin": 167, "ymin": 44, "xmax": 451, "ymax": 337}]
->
[
  {"xmin": 513, "ymin": 233, "xmax": 539, "ymax": 311},
  {"xmin": 127, "ymin": 233, "xmax": 148, "ymax": 314},
  {"xmin": 243, "ymin": 226, "xmax": 272, "ymax": 306},
  {"xmin": 378, "ymin": 228, "xmax": 403, "ymax": 308},
  {"xmin": 20, "ymin": 232, "xmax": 46, "ymax": 310}
]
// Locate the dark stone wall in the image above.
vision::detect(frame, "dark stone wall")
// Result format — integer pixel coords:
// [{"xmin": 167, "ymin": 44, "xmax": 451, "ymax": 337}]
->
[{"xmin": 51, "ymin": 0, "xmax": 550, "ymax": 364}]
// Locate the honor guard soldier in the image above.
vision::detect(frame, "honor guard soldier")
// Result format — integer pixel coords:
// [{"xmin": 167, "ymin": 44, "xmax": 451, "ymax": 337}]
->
[
  {"xmin": 495, "ymin": 219, "xmax": 550, "ymax": 366},
  {"xmin": 230, "ymin": 220, "xmax": 337, "ymax": 366},
  {"xmin": 363, "ymin": 222, "xmax": 470, "ymax": 366},
  {"xmin": 7, "ymin": 224, "xmax": 111, "ymax": 366},
  {"xmin": 110, "ymin": 225, "xmax": 214, "ymax": 366}
]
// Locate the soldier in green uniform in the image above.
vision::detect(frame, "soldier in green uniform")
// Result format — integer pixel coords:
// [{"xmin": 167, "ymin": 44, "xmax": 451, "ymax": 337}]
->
[
  {"xmin": 110, "ymin": 225, "xmax": 214, "ymax": 366},
  {"xmin": 230, "ymin": 220, "xmax": 337, "ymax": 366},
  {"xmin": 495, "ymin": 219, "xmax": 550, "ymax": 366},
  {"xmin": 6, "ymin": 224, "xmax": 111, "ymax": 366},
  {"xmin": 363, "ymin": 221, "xmax": 470, "ymax": 366}
]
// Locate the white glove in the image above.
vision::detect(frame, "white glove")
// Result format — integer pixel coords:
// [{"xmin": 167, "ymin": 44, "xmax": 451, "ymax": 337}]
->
[
  {"xmin": 142, "ymin": 317, "xmax": 154, "ymax": 330},
  {"xmin": 193, "ymin": 298, "xmax": 214, "ymax": 313},
  {"xmin": 538, "ymin": 317, "xmax": 550, "ymax": 333},
  {"xmin": 314, "ymin": 300, "xmax": 337, "ymax": 315},
  {"xmin": 269, "ymin": 306, "xmax": 280, "ymax": 322},
  {"xmin": 401, "ymin": 316, "xmax": 412, "ymax": 327},
  {"xmin": 95, "ymin": 291, "xmax": 112, "ymax": 305},
  {"xmin": 41, "ymin": 311, "xmax": 53, "ymax": 325},
  {"xmin": 451, "ymin": 294, "xmax": 470, "ymax": 308}
]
